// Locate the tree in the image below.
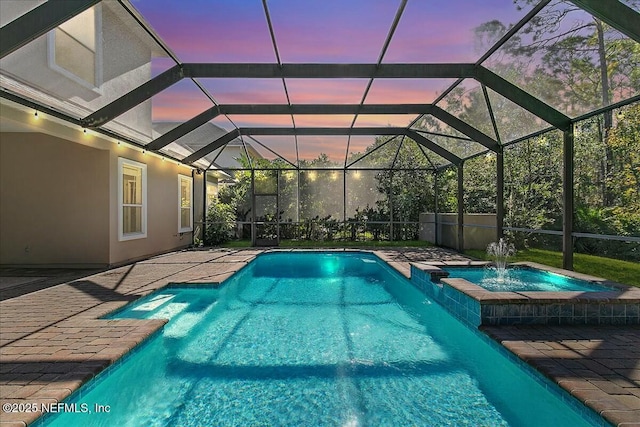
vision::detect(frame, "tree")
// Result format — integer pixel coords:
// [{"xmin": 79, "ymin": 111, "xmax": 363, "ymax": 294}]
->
[
  {"xmin": 476, "ymin": 0, "xmax": 640, "ymax": 205},
  {"xmin": 371, "ymin": 138, "xmax": 435, "ymax": 239},
  {"xmin": 204, "ymin": 201, "xmax": 236, "ymax": 245},
  {"xmin": 298, "ymin": 154, "xmax": 344, "ymax": 221},
  {"xmin": 464, "ymin": 154, "xmax": 497, "ymax": 213},
  {"xmin": 503, "ymin": 133, "xmax": 563, "ymax": 231}
]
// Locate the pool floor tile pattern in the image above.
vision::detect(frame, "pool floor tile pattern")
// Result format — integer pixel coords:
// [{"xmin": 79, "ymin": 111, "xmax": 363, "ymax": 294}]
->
[{"xmin": 0, "ymin": 247, "xmax": 638, "ymax": 427}]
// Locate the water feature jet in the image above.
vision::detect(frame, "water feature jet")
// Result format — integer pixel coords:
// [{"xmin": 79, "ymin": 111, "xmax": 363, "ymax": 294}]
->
[{"xmin": 486, "ymin": 238, "xmax": 515, "ymax": 283}]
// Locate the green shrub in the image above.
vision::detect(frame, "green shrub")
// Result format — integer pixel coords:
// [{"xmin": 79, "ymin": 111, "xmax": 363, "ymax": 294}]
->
[{"xmin": 204, "ymin": 201, "xmax": 236, "ymax": 245}]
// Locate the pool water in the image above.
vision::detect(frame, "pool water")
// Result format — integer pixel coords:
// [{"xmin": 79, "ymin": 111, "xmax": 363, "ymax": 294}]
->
[
  {"xmin": 41, "ymin": 252, "xmax": 598, "ymax": 427},
  {"xmin": 444, "ymin": 266, "xmax": 609, "ymax": 292}
]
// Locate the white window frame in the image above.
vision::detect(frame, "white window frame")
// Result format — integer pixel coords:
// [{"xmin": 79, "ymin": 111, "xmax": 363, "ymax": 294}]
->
[
  {"xmin": 118, "ymin": 158, "xmax": 147, "ymax": 241},
  {"xmin": 47, "ymin": 4, "xmax": 103, "ymax": 91},
  {"xmin": 178, "ymin": 174, "xmax": 193, "ymax": 233}
]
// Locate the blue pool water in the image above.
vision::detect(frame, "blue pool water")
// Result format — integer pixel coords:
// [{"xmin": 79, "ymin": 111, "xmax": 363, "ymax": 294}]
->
[
  {"xmin": 41, "ymin": 252, "xmax": 599, "ymax": 426},
  {"xmin": 444, "ymin": 266, "xmax": 609, "ymax": 292}
]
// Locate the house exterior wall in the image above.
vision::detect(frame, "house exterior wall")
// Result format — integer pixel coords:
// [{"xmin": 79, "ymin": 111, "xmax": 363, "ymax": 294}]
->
[
  {"xmin": 193, "ymin": 172, "xmax": 206, "ymax": 243},
  {"xmin": 0, "ymin": 132, "xmax": 110, "ymax": 266},
  {"xmin": 0, "ymin": 2, "xmax": 155, "ymax": 142},
  {"xmin": 0, "ymin": 101, "xmax": 199, "ymax": 267},
  {"xmin": 0, "ymin": 2, "xmax": 202, "ymax": 267},
  {"xmin": 107, "ymin": 148, "xmax": 194, "ymax": 266}
]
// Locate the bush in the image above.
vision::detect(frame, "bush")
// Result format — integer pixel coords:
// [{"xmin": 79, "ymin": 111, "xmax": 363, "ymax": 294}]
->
[
  {"xmin": 204, "ymin": 201, "xmax": 237, "ymax": 245},
  {"xmin": 575, "ymin": 206, "xmax": 640, "ymax": 261}
]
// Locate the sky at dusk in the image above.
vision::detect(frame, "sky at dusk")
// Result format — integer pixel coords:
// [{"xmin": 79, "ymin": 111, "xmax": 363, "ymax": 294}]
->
[
  {"xmin": 2, "ymin": 0, "xmax": 635, "ymax": 166},
  {"xmin": 130, "ymin": 0, "xmax": 538, "ymax": 163}
]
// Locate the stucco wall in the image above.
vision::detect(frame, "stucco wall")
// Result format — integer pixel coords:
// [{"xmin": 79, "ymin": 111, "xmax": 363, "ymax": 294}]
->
[
  {"xmin": 193, "ymin": 172, "xmax": 205, "ymax": 243},
  {"xmin": 0, "ymin": 2, "xmax": 155, "ymax": 142},
  {"xmin": 1, "ymin": 101, "xmax": 200, "ymax": 267},
  {"xmin": 419, "ymin": 213, "xmax": 497, "ymax": 250},
  {"xmin": 0, "ymin": 132, "xmax": 110, "ymax": 266},
  {"xmin": 107, "ymin": 148, "xmax": 194, "ymax": 266}
]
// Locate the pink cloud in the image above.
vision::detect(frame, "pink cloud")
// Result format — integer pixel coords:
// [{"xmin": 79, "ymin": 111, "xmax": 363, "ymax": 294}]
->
[
  {"xmin": 353, "ymin": 114, "xmax": 417, "ymax": 127},
  {"xmin": 286, "ymin": 79, "xmax": 369, "ymax": 104},
  {"xmin": 293, "ymin": 115, "xmax": 355, "ymax": 127},
  {"xmin": 152, "ymin": 97, "xmax": 213, "ymax": 122},
  {"xmin": 201, "ymin": 79, "xmax": 289, "ymax": 104},
  {"xmin": 296, "ymin": 135, "xmax": 349, "ymax": 164},
  {"xmin": 247, "ymin": 135, "xmax": 297, "ymax": 162},
  {"xmin": 151, "ymin": 80, "xmax": 213, "ymax": 121},
  {"xmin": 229, "ymin": 115, "xmax": 293, "ymax": 128},
  {"xmin": 365, "ymin": 79, "xmax": 456, "ymax": 104}
]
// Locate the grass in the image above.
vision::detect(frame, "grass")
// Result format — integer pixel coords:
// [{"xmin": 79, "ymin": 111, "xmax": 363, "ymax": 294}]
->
[
  {"xmin": 222, "ymin": 240, "xmax": 432, "ymax": 248},
  {"xmin": 465, "ymin": 248, "xmax": 640, "ymax": 287}
]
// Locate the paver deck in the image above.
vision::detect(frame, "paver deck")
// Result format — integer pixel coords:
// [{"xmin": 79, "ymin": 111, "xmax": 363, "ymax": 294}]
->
[{"xmin": 1, "ymin": 247, "xmax": 638, "ymax": 426}]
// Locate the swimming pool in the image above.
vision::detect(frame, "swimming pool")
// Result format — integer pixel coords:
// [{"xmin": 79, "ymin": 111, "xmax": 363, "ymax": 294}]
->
[
  {"xmin": 444, "ymin": 266, "xmax": 610, "ymax": 292},
  {"xmin": 40, "ymin": 252, "xmax": 600, "ymax": 426}
]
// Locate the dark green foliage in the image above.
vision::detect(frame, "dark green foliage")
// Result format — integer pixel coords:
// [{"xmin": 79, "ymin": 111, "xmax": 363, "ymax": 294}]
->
[
  {"xmin": 464, "ymin": 6, "xmax": 640, "ymax": 261},
  {"xmin": 204, "ymin": 201, "xmax": 236, "ymax": 245},
  {"xmin": 464, "ymin": 155, "xmax": 497, "ymax": 213}
]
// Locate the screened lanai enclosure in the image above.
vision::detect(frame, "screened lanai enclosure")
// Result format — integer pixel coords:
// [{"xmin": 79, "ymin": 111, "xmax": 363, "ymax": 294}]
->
[{"xmin": 1, "ymin": 0, "xmax": 639, "ymax": 268}]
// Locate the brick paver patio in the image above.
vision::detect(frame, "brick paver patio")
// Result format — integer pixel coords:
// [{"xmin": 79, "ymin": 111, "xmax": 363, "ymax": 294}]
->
[
  {"xmin": 482, "ymin": 325, "xmax": 640, "ymax": 427},
  {"xmin": 1, "ymin": 248, "xmax": 638, "ymax": 426}
]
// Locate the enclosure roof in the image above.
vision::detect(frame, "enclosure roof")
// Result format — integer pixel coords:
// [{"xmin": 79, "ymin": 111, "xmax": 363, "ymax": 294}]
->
[{"xmin": 1, "ymin": 0, "xmax": 639, "ymax": 170}]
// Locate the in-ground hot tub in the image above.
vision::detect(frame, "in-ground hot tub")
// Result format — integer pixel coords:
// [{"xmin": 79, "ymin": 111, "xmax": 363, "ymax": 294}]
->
[
  {"xmin": 443, "ymin": 265, "xmax": 614, "ymax": 292},
  {"xmin": 410, "ymin": 261, "xmax": 640, "ymax": 326}
]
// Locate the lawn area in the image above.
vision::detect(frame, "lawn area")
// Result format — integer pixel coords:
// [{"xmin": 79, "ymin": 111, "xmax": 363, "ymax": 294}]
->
[
  {"xmin": 280, "ymin": 240, "xmax": 431, "ymax": 248},
  {"xmin": 465, "ymin": 248, "xmax": 640, "ymax": 287},
  {"xmin": 223, "ymin": 240, "xmax": 432, "ymax": 248}
]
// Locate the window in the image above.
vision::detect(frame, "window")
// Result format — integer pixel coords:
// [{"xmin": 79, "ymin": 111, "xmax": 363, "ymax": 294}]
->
[
  {"xmin": 49, "ymin": 6, "xmax": 102, "ymax": 88},
  {"xmin": 179, "ymin": 175, "xmax": 193, "ymax": 232},
  {"xmin": 118, "ymin": 158, "xmax": 147, "ymax": 241}
]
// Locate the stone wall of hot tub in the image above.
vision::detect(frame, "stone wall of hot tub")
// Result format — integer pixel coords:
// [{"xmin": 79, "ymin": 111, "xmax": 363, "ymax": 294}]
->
[{"xmin": 410, "ymin": 264, "xmax": 640, "ymax": 327}]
